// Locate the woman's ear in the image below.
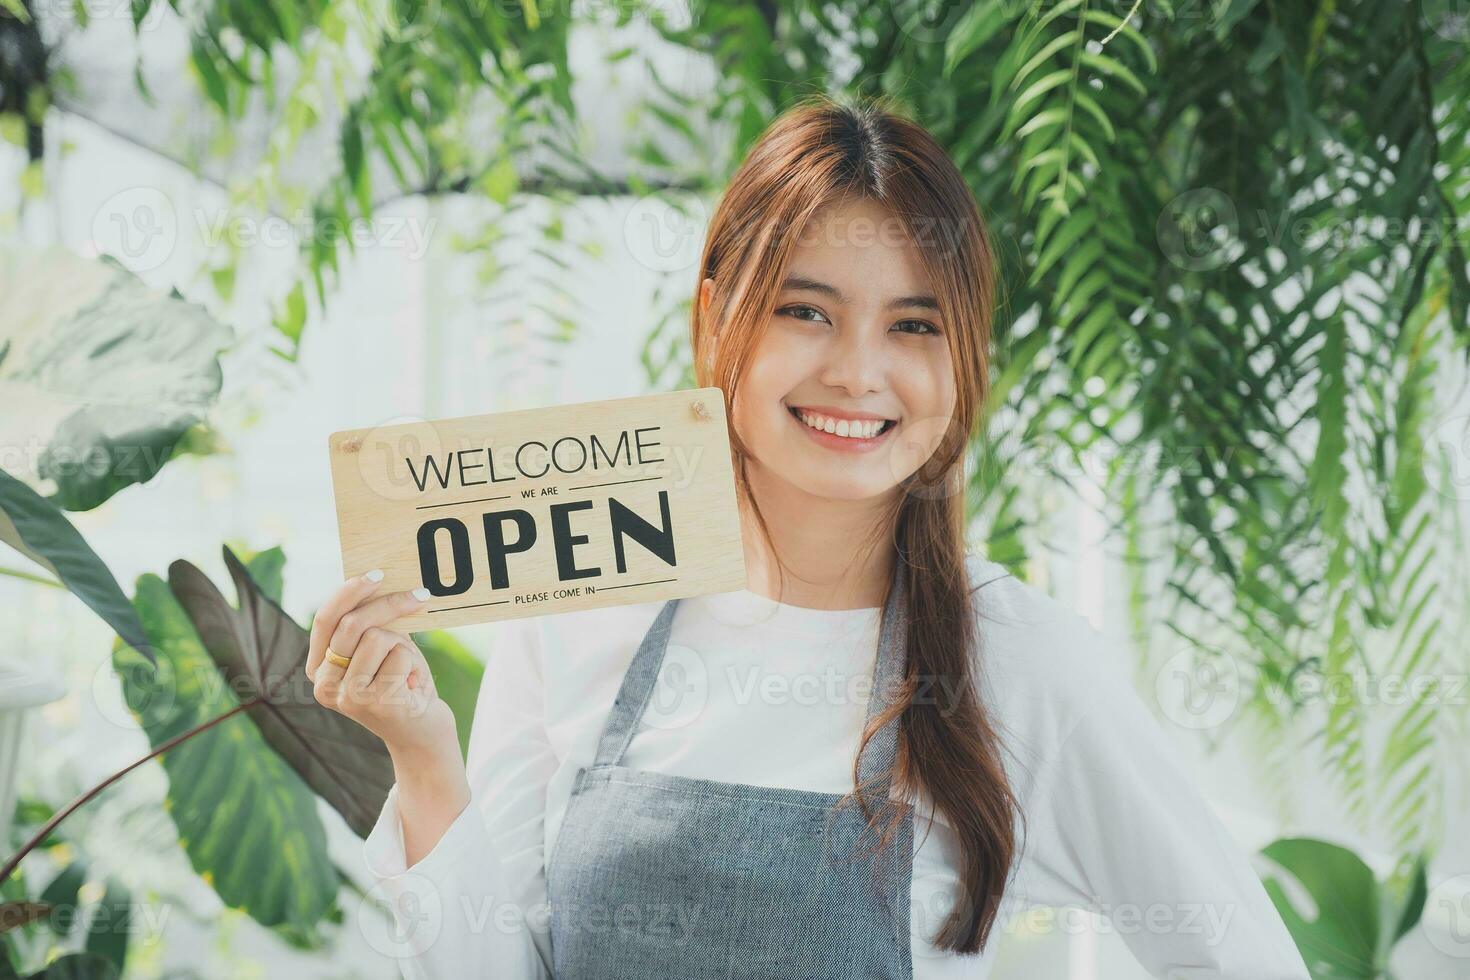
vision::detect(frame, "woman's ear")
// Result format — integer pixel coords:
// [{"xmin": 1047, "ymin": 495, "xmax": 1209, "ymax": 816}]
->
[
  {"xmin": 699, "ymin": 277, "xmax": 715, "ymax": 318},
  {"xmin": 699, "ymin": 277, "xmax": 718, "ymax": 373}
]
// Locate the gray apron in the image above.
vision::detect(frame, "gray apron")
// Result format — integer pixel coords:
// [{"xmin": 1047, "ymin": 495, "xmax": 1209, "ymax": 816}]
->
[{"xmin": 546, "ymin": 562, "xmax": 915, "ymax": 979}]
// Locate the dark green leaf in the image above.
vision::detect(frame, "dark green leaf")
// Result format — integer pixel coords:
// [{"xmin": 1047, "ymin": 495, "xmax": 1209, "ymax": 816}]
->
[
  {"xmin": 0, "ymin": 467, "xmax": 155, "ymax": 663},
  {"xmin": 167, "ymin": 546, "xmax": 395, "ymax": 838},
  {"xmin": 113, "ymin": 573, "xmax": 338, "ymax": 940}
]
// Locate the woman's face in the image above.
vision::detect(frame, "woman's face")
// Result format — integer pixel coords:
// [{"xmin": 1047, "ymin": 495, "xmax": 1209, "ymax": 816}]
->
[{"xmin": 709, "ymin": 196, "xmax": 959, "ymax": 504}]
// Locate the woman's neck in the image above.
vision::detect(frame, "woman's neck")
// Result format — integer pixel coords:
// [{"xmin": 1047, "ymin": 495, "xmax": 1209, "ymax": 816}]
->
[{"xmin": 738, "ymin": 464, "xmax": 898, "ymax": 611}]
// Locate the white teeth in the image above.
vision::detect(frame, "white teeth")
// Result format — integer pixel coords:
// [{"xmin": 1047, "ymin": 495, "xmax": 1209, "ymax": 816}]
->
[{"xmin": 795, "ymin": 409, "xmax": 888, "ymax": 439}]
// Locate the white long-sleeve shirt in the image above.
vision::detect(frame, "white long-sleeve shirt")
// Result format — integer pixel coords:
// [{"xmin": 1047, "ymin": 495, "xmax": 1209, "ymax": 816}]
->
[{"xmin": 361, "ymin": 553, "xmax": 1311, "ymax": 979}]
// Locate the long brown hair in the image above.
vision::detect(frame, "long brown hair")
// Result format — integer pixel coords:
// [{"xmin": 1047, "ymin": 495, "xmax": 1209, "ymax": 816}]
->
[{"xmin": 689, "ymin": 92, "xmax": 1021, "ymax": 954}]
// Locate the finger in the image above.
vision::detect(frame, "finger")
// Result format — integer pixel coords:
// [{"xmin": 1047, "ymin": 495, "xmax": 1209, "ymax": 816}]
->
[
  {"xmin": 408, "ymin": 645, "xmax": 437, "ymax": 698},
  {"xmin": 339, "ymin": 627, "xmax": 407, "ymax": 708},
  {"xmin": 307, "ymin": 569, "xmax": 386, "ymax": 681},
  {"xmin": 312, "ymin": 645, "xmax": 350, "ymax": 705},
  {"xmin": 377, "ymin": 644, "xmax": 420, "ymax": 710},
  {"xmin": 326, "ymin": 587, "xmax": 429, "ymax": 677},
  {"xmin": 378, "ymin": 644, "xmax": 438, "ymax": 719},
  {"xmin": 390, "ymin": 642, "xmax": 435, "ymax": 698}
]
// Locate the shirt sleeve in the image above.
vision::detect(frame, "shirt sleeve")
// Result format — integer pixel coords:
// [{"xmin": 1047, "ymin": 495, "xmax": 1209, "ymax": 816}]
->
[
  {"xmin": 1024, "ymin": 636, "xmax": 1312, "ymax": 979},
  {"xmin": 360, "ymin": 614, "xmax": 557, "ymax": 979}
]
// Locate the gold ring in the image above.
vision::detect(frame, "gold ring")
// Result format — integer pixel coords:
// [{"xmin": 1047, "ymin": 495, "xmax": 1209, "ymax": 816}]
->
[{"xmin": 324, "ymin": 648, "xmax": 353, "ymax": 669}]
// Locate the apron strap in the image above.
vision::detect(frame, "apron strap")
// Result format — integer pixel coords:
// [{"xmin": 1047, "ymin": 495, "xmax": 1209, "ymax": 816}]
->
[
  {"xmin": 590, "ymin": 556, "xmax": 912, "ymax": 787},
  {"xmin": 591, "ymin": 595, "xmax": 684, "ymax": 769},
  {"xmin": 856, "ymin": 558, "xmax": 909, "ymax": 799}
]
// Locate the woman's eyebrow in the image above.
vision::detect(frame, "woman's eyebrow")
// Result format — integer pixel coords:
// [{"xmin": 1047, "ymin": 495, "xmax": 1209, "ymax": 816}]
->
[{"xmin": 781, "ymin": 275, "xmax": 939, "ymax": 311}]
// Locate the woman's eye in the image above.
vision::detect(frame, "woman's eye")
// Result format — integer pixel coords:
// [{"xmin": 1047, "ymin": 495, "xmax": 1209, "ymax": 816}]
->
[
  {"xmin": 895, "ymin": 319, "xmax": 939, "ymax": 335},
  {"xmin": 778, "ymin": 306, "xmax": 937, "ymax": 335},
  {"xmin": 780, "ymin": 304, "xmax": 829, "ymax": 323}
]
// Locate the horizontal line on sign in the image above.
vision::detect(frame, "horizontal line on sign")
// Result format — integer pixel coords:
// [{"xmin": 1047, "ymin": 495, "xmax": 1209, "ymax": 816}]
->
[
  {"xmin": 426, "ymin": 578, "xmax": 676, "ymax": 611},
  {"xmin": 569, "ymin": 476, "xmax": 663, "ymax": 491},
  {"xmin": 429, "ymin": 600, "xmax": 512, "ymax": 612},
  {"xmin": 598, "ymin": 578, "xmax": 678, "ymax": 590},
  {"xmin": 416, "ymin": 495, "xmax": 513, "ymax": 510}
]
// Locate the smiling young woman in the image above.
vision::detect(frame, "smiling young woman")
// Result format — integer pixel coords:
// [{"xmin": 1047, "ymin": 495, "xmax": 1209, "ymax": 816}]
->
[
  {"xmin": 315, "ymin": 92, "xmax": 1312, "ymax": 979},
  {"xmin": 691, "ymin": 127, "xmax": 1011, "ymax": 957}
]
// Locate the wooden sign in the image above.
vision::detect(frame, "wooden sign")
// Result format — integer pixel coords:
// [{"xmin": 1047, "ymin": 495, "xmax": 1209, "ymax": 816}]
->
[{"xmin": 327, "ymin": 387, "xmax": 747, "ymax": 631}]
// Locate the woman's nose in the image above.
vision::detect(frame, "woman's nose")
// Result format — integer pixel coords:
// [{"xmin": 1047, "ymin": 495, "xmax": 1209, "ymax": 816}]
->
[{"xmin": 817, "ymin": 328, "xmax": 885, "ymax": 397}]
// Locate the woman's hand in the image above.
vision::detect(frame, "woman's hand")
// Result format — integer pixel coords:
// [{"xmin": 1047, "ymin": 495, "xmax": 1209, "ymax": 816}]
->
[
  {"xmin": 305, "ymin": 571, "xmax": 458, "ymax": 765},
  {"xmin": 308, "ymin": 571, "xmax": 473, "ymax": 866}
]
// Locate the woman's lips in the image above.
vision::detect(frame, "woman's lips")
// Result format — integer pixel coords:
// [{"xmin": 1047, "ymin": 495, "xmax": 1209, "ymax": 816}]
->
[{"xmin": 787, "ymin": 406, "xmax": 897, "ymax": 453}]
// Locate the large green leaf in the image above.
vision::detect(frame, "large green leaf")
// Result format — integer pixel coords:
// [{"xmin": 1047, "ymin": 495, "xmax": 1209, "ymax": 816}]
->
[
  {"xmin": 224, "ymin": 541, "xmax": 286, "ymax": 605},
  {"xmin": 0, "ymin": 902, "xmax": 50, "ymax": 936},
  {"xmin": 1259, "ymin": 837, "xmax": 1376, "ymax": 978},
  {"xmin": 111, "ymin": 573, "xmax": 339, "ymax": 945},
  {"xmin": 0, "ymin": 467, "xmax": 154, "ymax": 663},
  {"xmin": 0, "ymin": 952, "xmax": 118, "ymax": 980},
  {"xmin": 36, "ymin": 864, "xmax": 83, "ymax": 938},
  {"xmin": 412, "ymin": 629, "xmax": 485, "ymax": 759},
  {"xmin": 0, "ymin": 245, "xmax": 232, "ymax": 511},
  {"xmin": 1257, "ymin": 837, "xmax": 1426, "ymax": 980},
  {"xmin": 167, "ymin": 545, "xmax": 396, "ymax": 838},
  {"xmin": 80, "ymin": 880, "xmax": 130, "ymax": 975}
]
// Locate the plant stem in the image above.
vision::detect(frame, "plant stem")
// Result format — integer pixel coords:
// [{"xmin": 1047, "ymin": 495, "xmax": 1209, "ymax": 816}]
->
[
  {"xmin": 0, "ymin": 566, "xmax": 63, "ymax": 589},
  {"xmin": 0, "ymin": 697, "xmax": 263, "ymax": 886}
]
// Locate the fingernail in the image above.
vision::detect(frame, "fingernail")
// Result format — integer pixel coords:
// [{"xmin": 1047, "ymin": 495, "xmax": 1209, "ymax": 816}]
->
[
  {"xmin": 412, "ymin": 587, "xmax": 430, "ymax": 602},
  {"xmin": 364, "ymin": 569, "xmax": 384, "ymax": 583}
]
